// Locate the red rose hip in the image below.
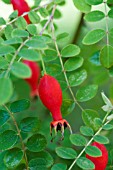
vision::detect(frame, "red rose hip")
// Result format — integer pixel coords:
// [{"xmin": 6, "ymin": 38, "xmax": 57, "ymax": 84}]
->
[
  {"xmin": 86, "ymin": 142, "xmax": 108, "ymax": 170},
  {"xmin": 38, "ymin": 74, "xmax": 72, "ymax": 140},
  {"xmin": 23, "ymin": 60, "xmax": 40, "ymax": 98}
]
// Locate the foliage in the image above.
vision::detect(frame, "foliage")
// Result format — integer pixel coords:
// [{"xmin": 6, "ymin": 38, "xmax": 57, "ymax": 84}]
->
[{"xmin": 0, "ymin": 0, "xmax": 113, "ymax": 169}]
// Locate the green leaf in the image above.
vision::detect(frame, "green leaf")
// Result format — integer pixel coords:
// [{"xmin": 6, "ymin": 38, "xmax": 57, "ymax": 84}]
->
[
  {"xmin": 0, "ymin": 152, "xmax": 7, "ymax": 170},
  {"xmin": 19, "ymin": 49, "xmax": 41, "ymax": 61},
  {"xmin": 82, "ymin": 109, "xmax": 99, "ymax": 131},
  {"xmin": 85, "ymin": 146, "xmax": 102, "ymax": 157},
  {"xmin": 11, "ymin": 62, "xmax": 31, "ymax": 78},
  {"xmin": 100, "ymin": 45, "xmax": 113, "ymax": 68},
  {"xmin": 0, "ymin": 130, "xmax": 18, "ymax": 151},
  {"xmin": 46, "ymin": 64, "xmax": 62, "ymax": 76},
  {"xmin": 0, "ymin": 17, "xmax": 6, "ymax": 26},
  {"xmin": 70, "ymin": 134, "xmax": 87, "ymax": 146},
  {"xmin": 0, "ymin": 123, "xmax": 11, "ymax": 135},
  {"xmin": 28, "ymin": 151, "xmax": 53, "ymax": 168},
  {"xmin": 27, "ymin": 24, "xmax": 37, "ymax": 35},
  {"xmin": 76, "ymin": 157, "xmax": 95, "ymax": 169},
  {"xmin": 4, "ymin": 148, "xmax": 23, "ymax": 169},
  {"xmin": 69, "ymin": 69, "xmax": 87, "ymax": 87},
  {"xmin": 15, "ymin": 16, "xmax": 27, "ymax": 29},
  {"xmin": 12, "ymin": 29, "xmax": 29, "ymax": 37},
  {"xmin": 26, "ymin": 39, "xmax": 47, "ymax": 49},
  {"xmin": 2, "ymin": 0, "xmax": 10, "ymax": 4},
  {"xmin": 94, "ymin": 135, "xmax": 109, "ymax": 144},
  {"xmin": 27, "ymin": 134, "xmax": 47, "ymax": 152},
  {"xmin": 94, "ymin": 118, "xmax": 102, "ymax": 128},
  {"xmin": 5, "ymin": 54, "xmax": 13, "ymax": 63},
  {"xmin": 10, "ymin": 99, "xmax": 30, "ymax": 113},
  {"xmin": 103, "ymin": 124, "xmax": 113, "ymax": 130},
  {"xmin": 76, "ymin": 84, "xmax": 98, "ymax": 102},
  {"xmin": 56, "ymin": 32, "xmax": 69, "ymax": 43},
  {"xmin": 0, "ymin": 78, "xmax": 13, "ymax": 105},
  {"xmin": 43, "ymin": 49, "xmax": 57, "ymax": 62},
  {"xmin": 29, "ymin": 158, "xmax": 47, "ymax": 170},
  {"xmin": 3, "ymin": 37, "xmax": 22, "ymax": 45},
  {"xmin": 61, "ymin": 99, "xmax": 75, "ymax": 116},
  {"xmin": 51, "ymin": 163, "xmax": 67, "ymax": 170},
  {"xmin": 54, "ymin": 9, "xmax": 62, "ymax": 19},
  {"xmin": 82, "ymin": 29, "xmax": 105, "ymax": 45},
  {"xmin": 85, "ymin": 0, "xmax": 103, "ymax": 5},
  {"xmin": 107, "ymin": 0, "xmax": 113, "ymax": 6},
  {"xmin": 73, "ymin": 0, "xmax": 91, "ymax": 13},
  {"xmin": 28, "ymin": 11, "xmax": 40, "ymax": 24},
  {"xmin": 64, "ymin": 57, "xmax": 84, "ymax": 72},
  {"xmin": 80, "ymin": 126, "xmax": 94, "ymax": 136},
  {"xmin": 20, "ymin": 117, "xmax": 40, "ymax": 133},
  {"xmin": 61, "ymin": 44, "xmax": 80, "ymax": 57},
  {"xmin": 9, "ymin": 10, "xmax": 18, "ymax": 19},
  {"xmin": 39, "ymin": 8, "xmax": 49, "ymax": 18},
  {"xmin": 56, "ymin": 147, "xmax": 77, "ymax": 159},
  {"xmin": 0, "ymin": 110, "xmax": 10, "ymax": 127},
  {"xmin": 54, "ymin": 0, "xmax": 65, "ymax": 4},
  {"xmin": 33, "ymin": 35, "xmax": 51, "ymax": 44},
  {"xmin": 84, "ymin": 11, "xmax": 105, "ymax": 22},
  {"xmin": 0, "ymin": 45, "xmax": 15, "ymax": 55},
  {"xmin": 5, "ymin": 25, "xmax": 13, "ymax": 39},
  {"xmin": 0, "ymin": 58, "xmax": 8, "ymax": 69},
  {"xmin": 108, "ymin": 9, "xmax": 113, "ymax": 18}
]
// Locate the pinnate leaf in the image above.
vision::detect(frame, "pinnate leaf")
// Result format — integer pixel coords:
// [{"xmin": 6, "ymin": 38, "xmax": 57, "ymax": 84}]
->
[
  {"xmin": 82, "ymin": 29, "xmax": 105, "ymax": 45},
  {"xmin": 56, "ymin": 147, "xmax": 77, "ymax": 159},
  {"xmin": 76, "ymin": 84, "xmax": 98, "ymax": 102},
  {"xmin": 73, "ymin": 0, "xmax": 91, "ymax": 13},
  {"xmin": 70, "ymin": 134, "xmax": 87, "ymax": 146}
]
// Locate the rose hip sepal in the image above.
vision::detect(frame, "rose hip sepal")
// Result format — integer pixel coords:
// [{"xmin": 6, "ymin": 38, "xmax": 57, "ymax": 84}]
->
[
  {"xmin": 11, "ymin": 0, "xmax": 30, "ymax": 24},
  {"xmin": 86, "ymin": 142, "xmax": 108, "ymax": 170},
  {"xmin": 38, "ymin": 74, "xmax": 72, "ymax": 140},
  {"xmin": 23, "ymin": 60, "xmax": 40, "ymax": 98}
]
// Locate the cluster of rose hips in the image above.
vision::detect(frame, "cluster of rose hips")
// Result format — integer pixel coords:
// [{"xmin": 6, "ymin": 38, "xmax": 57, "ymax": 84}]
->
[{"xmin": 10, "ymin": 1, "xmax": 109, "ymax": 169}]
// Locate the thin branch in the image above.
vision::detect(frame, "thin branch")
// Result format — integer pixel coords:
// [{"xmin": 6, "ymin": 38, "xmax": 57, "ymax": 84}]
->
[
  {"xmin": 68, "ymin": 113, "xmax": 112, "ymax": 170},
  {"xmin": 51, "ymin": 20, "xmax": 84, "ymax": 112},
  {"xmin": 3, "ymin": 105, "xmax": 29, "ymax": 170},
  {"xmin": 0, "ymin": 0, "xmax": 53, "ymax": 32},
  {"xmin": 5, "ymin": 37, "xmax": 31, "ymax": 78},
  {"xmin": 39, "ymin": 4, "xmax": 57, "ymax": 35},
  {"xmin": 104, "ymin": 0, "xmax": 109, "ymax": 45}
]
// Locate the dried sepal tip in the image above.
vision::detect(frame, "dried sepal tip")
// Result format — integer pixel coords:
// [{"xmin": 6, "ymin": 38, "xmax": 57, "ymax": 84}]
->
[{"xmin": 50, "ymin": 119, "xmax": 72, "ymax": 142}]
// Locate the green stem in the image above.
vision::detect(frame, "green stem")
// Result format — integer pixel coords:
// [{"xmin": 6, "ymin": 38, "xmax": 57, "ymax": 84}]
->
[
  {"xmin": 102, "ymin": 110, "xmax": 111, "ymax": 123},
  {"xmin": 40, "ymin": 51, "xmax": 47, "ymax": 74},
  {"xmin": 51, "ymin": 21, "xmax": 84, "ymax": 112},
  {"xmin": 39, "ymin": 4, "xmax": 57, "ymax": 35},
  {"xmin": 3, "ymin": 105, "xmax": 29, "ymax": 170}
]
